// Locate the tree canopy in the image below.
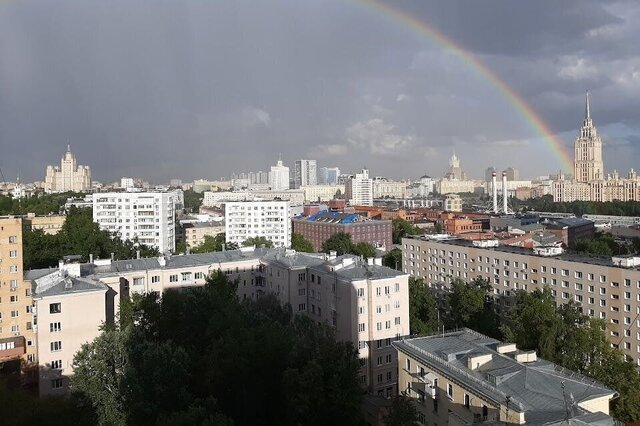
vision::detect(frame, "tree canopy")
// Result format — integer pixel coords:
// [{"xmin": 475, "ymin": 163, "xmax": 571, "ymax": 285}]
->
[
  {"xmin": 23, "ymin": 207, "xmax": 159, "ymax": 269},
  {"xmin": 291, "ymin": 232, "xmax": 314, "ymax": 253},
  {"xmin": 72, "ymin": 272, "xmax": 364, "ymax": 425},
  {"xmin": 242, "ymin": 236, "xmax": 274, "ymax": 248},
  {"xmin": 190, "ymin": 233, "xmax": 238, "ymax": 253},
  {"xmin": 382, "ymin": 248, "xmax": 402, "ymax": 270},
  {"xmin": 0, "ymin": 191, "xmax": 84, "ymax": 215},
  {"xmin": 321, "ymin": 232, "xmax": 376, "ymax": 259},
  {"xmin": 392, "ymin": 218, "xmax": 422, "ymax": 244},
  {"xmin": 408, "ymin": 277, "xmax": 440, "ymax": 334}
]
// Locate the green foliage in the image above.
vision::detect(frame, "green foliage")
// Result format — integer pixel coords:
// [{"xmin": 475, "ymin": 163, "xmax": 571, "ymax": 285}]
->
[
  {"xmin": 513, "ymin": 194, "xmax": 640, "ymax": 217},
  {"xmin": 571, "ymin": 232, "xmax": 627, "ymax": 256},
  {"xmin": 0, "ymin": 381, "xmax": 95, "ymax": 425},
  {"xmin": 175, "ymin": 240, "xmax": 187, "ymax": 254},
  {"xmin": 383, "ymin": 396, "xmax": 419, "ymax": 426},
  {"xmin": 321, "ymin": 232, "xmax": 355, "ymax": 256},
  {"xmin": 447, "ymin": 277, "xmax": 500, "ymax": 338},
  {"xmin": 182, "ymin": 190, "xmax": 204, "ymax": 212},
  {"xmin": 392, "ymin": 218, "xmax": 422, "ymax": 244},
  {"xmin": 382, "ymin": 248, "xmax": 402, "ymax": 270},
  {"xmin": 191, "ymin": 233, "xmax": 237, "ymax": 253},
  {"xmin": 73, "ymin": 272, "xmax": 363, "ymax": 424},
  {"xmin": 433, "ymin": 222, "xmax": 444, "ymax": 233},
  {"xmin": 291, "ymin": 232, "xmax": 314, "ymax": 252},
  {"xmin": 22, "ymin": 207, "xmax": 160, "ymax": 269},
  {"xmin": 352, "ymin": 241, "xmax": 376, "ymax": 259},
  {"xmin": 0, "ymin": 191, "xmax": 84, "ymax": 215},
  {"xmin": 501, "ymin": 288, "xmax": 640, "ymax": 422},
  {"xmin": 408, "ymin": 277, "xmax": 440, "ymax": 334},
  {"xmin": 242, "ymin": 236, "xmax": 274, "ymax": 248}
]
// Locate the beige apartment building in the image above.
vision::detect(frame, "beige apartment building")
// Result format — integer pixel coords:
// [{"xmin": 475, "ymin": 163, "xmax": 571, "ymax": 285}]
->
[
  {"xmin": 24, "ymin": 247, "xmax": 409, "ymax": 396},
  {"xmin": 394, "ymin": 329, "xmax": 616, "ymax": 425},
  {"xmin": 403, "ymin": 235, "xmax": 640, "ymax": 365},
  {"xmin": 182, "ymin": 222, "xmax": 225, "ymax": 248},
  {"xmin": 0, "ymin": 217, "xmax": 37, "ymax": 377},
  {"xmin": 23, "ymin": 213, "xmax": 66, "ymax": 235}
]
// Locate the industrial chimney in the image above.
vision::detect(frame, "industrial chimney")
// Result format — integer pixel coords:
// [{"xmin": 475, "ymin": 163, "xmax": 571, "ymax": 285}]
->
[
  {"xmin": 492, "ymin": 171, "xmax": 498, "ymax": 214},
  {"xmin": 502, "ymin": 171, "xmax": 508, "ymax": 214}
]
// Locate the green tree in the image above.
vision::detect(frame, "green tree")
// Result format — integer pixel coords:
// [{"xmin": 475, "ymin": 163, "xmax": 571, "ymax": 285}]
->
[
  {"xmin": 321, "ymin": 232, "xmax": 354, "ymax": 255},
  {"xmin": 383, "ymin": 396, "xmax": 419, "ymax": 426},
  {"xmin": 182, "ymin": 190, "xmax": 204, "ymax": 212},
  {"xmin": 382, "ymin": 248, "xmax": 402, "ymax": 270},
  {"xmin": 433, "ymin": 222, "xmax": 443, "ymax": 233},
  {"xmin": 408, "ymin": 277, "xmax": 440, "ymax": 334},
  {"xmin": 242, "ymin": 236, "xmax": 274, "ymax": 248},
  {"xmin": 352, "ymin": 241, "xmax": 376, "ymax": 259},
  {"xmin": 448, "ymin": 278, "xmax": 487, "ymax": 327},
  {"xmin": 291, "ymin": 232, "xmax": 314, "ymax": 252},
  {"xmin": 392, "ymin": 218, "xmax": 421, "ymax": 244},
  {"xmin": 190, "ymin": 233, "xmax": 236, "ymax": 253}
]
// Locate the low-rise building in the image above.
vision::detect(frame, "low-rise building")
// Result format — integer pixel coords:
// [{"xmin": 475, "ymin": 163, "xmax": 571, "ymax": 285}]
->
[
  {"xmin": 182, "ymin": 222, "xmax": 225, "ymax": 248},
  {"xmin": 293, "ymin": 212, "xmax": 392, "ymax": 252},
  {"xmin": 23, "ymin": 213, "xmax": 66, "ymax": 235},
  {"xmin": 301, "ymin": 184, "xmax": 345, "ymax": 202},
  {"xmin": 394, "ymin": 329, "xmax": 616, "ymax": 425},
  {"xmin": 203, "ymin": 189, "xmax": 305, "ymax": 207}
]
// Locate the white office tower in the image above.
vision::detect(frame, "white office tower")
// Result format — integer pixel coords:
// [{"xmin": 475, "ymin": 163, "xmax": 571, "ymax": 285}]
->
[
  {"xmin": 293, "ymin": 160, "xmax": 317, "ymax": 188},
  {"xmin": 320, "ymin": 167, "xmax": 341, "ymax": 185},
  {"xmin": 269, "ymin": 159, "xmax": 290, "ymax": 190},
  {"xmin": 92, "ymin": 191, "xmax": 177, "ymax": 253},
  {"xmin": 345, "ymin": 169, "xmax": 373, "ymax": 206},
  {"xmin": 224, "ymin": 201, "xmax": 291, "ymax": 248}
]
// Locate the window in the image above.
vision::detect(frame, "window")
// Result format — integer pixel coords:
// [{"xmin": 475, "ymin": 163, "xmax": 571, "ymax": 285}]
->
[
  {"xmin": 151, "ymin": 275, "xmax": 160, "ymax": 283},
  {"xmin": 395, "ymin": 283, "xmax": 400, "ymax": 292},
  {"xmin": 181, "ymin": 272, "xmax": 192, "ymax": 281},
  {"xmin": 194, "ymin": 272, "xmax": 203, "ymax": 280},
  {"xmin": 50, "ymin": 322, "xmax": 62, "ymax": 333},
  {"xmin": 51, "ymin": 379, "xmax": 64, "ymax": 389},
  {"xmin": 464, "ymin": 393, "xmax": 470, "ymax": 408},
  {"xmin": 8, "ymin": 236, "xmax": 16, "ymax": 244},
  {"xmin": 395, "ymin": 317, "xmax": 401, "ymax": 325},
  {"xmin": 169, "ymin": 274, "xmax": 178, "ymax": 283},
  {"xmin": 9, "ymin": 250, "xmax": 17, "ymax": 258},
  {"xmin": 298, "ymin": 303, "xmax": 306, "ymax": 312},
  {"xmin": 10, "ymin": 295, "xmax": 18, "ymax": 303},
  {"xmin": 358, "ymin": 323, "xmax": 365, "ymax": 332},
  {"xmin": 133, "ymin": 277, "xmax": 144, "ymax": 286},
  {"xmin": 51, "ymin": 341, "xmax": 62, "ymax": 352},
  {"xmin": 357, "ymin": 288, "xmax": 365, "ymax": 297},
  {"xmin": 447, "ymin": 383, "xmax": 454, "ymax": 399},
  {"xmin": 51, "ymin": 360, "xmax": 63, "ymax": 369},
  {"xmin": 386, "ymin": 354, "xmax": 392, "ymax": 363}
]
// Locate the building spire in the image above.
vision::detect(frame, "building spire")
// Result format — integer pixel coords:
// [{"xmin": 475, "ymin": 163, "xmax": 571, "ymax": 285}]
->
[
  {"xmin": 67, "ymin": 143, "xmax": 71, "ymax": 152},
  {"xmin": 585, "ymin": 90, "xmax": 591, "ymax": 120}
]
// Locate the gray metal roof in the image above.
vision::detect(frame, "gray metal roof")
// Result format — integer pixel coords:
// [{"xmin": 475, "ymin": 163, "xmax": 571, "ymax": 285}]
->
[
  {"xmin": 33, "ymin": 273, "xmax": 107, "ymax": 298},
  {"xmin": 393, "ymin": 330, "xmax": 615, "ymax": 425}
]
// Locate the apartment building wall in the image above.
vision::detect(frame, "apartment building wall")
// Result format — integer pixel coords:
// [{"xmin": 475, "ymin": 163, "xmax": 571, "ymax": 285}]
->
[
  {"xmin": 292, "ymin": 219, "xmax": 392, "ymax": 252},
  {"xmin": 183, "ymin": 223, "xmax": 225, "ymax": 248},
  {"xmin": 35, "ymin": 288, "xmax": 107, "ymax": 395},
  {"xmin": 0, "ymin": 217, "xmax": 36, "ymax": 368},
  {"xmin": 402, "ymin": 237, "xmax": 640, "ymax": 364},
  {"xmin": 92, "ymin": 191, "xmax": 177, "ymax": 253},
  {"xmin": 224, "ymin": 201, "xmax": 291, "ymax": 248},
  {"xmin": 23, "ymin": 214, "xmax": 66, "ymax": 235}
]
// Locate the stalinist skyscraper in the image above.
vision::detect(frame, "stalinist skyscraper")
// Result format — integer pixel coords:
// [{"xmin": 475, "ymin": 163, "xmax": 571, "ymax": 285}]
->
[
  {"xmin": 44, "ymin": 145, "xmax": 92, "ymax": 193},
  {"xmin": 574, "ymin": 92, "xmax": 603, "ymax": 182}
]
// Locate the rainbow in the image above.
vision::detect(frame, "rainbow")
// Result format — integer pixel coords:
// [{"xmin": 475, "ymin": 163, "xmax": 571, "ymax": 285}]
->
[{"xmin": 354, "ymin": 0, "xmax": 574, "ymax": 171}]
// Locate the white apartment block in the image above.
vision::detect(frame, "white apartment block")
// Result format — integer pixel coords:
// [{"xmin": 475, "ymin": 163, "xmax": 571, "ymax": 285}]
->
[
  {"xmin": 293, "ymin": 159, "xmax": 317, "ymax": 189},
  {"xmin": 224, "ymin": 201, "xmax": 291, "ymax": 248},
  {"xmin": 25, "ymin": 248, "xmax": 409, "ymax": 397},
  {"xmin": 269, "ymin": 159, "xmax": 290, "ymax": 191},
  {"xmin": 92, "ymin": 191, "xmax": 177, "ymax": 253},
  {"xmin": 403, "ymin": 235, "xmax": 640, "ymax": 366},
  {"xmin": 346, "ymin": 169, "xmax": 373, "ymax": 206},
  {"xmin": 203, "ymin": 189, "xmax": 305, "ymax": 207},
  {"xmin": 301, "ymin": 184, "xmax": 345, "ymax": 202}
]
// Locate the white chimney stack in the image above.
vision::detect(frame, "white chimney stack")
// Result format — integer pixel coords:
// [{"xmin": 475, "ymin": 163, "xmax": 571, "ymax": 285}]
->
[
  {"xmin": 492, "ymin": 172, "xmax": 498, "ymax": 214},
  {"xmin": 502, "ymin": 171, "xmax": 508, "ymax": 214}
]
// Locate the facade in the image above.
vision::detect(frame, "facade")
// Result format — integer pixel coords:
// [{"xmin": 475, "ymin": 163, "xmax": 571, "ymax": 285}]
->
[
  {"xmin": 319, "ymin": 167, "xmax": 340, "ymax": 185},
  {"xmin": 0, "ymin": 217, "xmax": 37, "ymax": 375},
  {"xmin": 345, "ymin": 169, "xmax": 374, "ymax": 206},
  {"xmin": 444, "ymin": 194, "xmax": 463, "ymax": 212},
  {"xmin": 203, "ymin": 189, "xmax": 305, "ymax": 207},
  {"xmin": 445, "ymin": 153, "xmax": 466, "ymax": 180},
  {"xmin": 92, "ymin": 191, "xmax": 178, "ymax": 253},
  {"xmin": 182, "ymin": 222, "xmax": 225, "ymax": 248},
  {"xmin": 553, "ymin": 92, "xmax": 640, "ymax": 202},
  {"xmin": 395, "ymin": 329, "xmax": 615, "ymax": 425},
  {"xmin": 301, "ymin": 184, "xmax": 345, "ymax": 202},
  {"xmin": 436, "ymin": 179, "xmax": 476, "ymax": 195},
  {"xmin": 293, "ymin": 159, "xmax": 317, "ymax": 189},
  {"xmin": 269, "ymin": 159, "xmax": 290, "ymax": 191},
  {"xmin": 44, "ymin": 145, "xmax": 91, "ymax": 193},
  {"xmin": 24, "ymin": 248, "xmax": 409, "ymax": 397},
  {"xmin": 292, "ymin": 212, "xmax": 392, "ymax": 252},
  {"xmin": 373, "ymin": 178, "xmax": 407, "ymax": 199},
  {"xmin": 224, "ymin": 201, "xmax": 291, "ymax": 248},
  {"xmin": 23, "ymin": 213, "xmax": 66, "ymax": 235},
  {"xmin": 403, "ymin": 235, "xmax": 640, "ymax": 365}
]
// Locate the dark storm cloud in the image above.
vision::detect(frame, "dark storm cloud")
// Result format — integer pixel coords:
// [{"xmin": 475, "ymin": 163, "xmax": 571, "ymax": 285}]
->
[{"xmin": 0, "ymin": 0, "xmax": 638, "ymax": 182}]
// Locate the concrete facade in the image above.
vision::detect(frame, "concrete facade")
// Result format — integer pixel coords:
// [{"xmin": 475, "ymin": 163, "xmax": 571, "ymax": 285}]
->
[{"xmin": 224, "ymin": 201, "xmax": 291, "ymax": 248}]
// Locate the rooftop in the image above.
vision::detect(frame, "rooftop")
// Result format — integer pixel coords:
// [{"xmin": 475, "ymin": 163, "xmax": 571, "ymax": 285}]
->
[{"xmin": 394, "ymin": 329, "xmax": 615, "ymax": 425}]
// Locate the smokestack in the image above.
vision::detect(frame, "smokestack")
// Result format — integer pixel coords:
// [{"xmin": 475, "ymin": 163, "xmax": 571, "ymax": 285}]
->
[
  {"xmin": 492, "ymin": 172, "xmax": 498, "ymax": 214},
  {"xmin": 136, "ymin": 250, "xmax": 140, "ymax": 260},
  {"xmin": 502, "ymin": 171, "xmax": 508, "ymax": 214}
]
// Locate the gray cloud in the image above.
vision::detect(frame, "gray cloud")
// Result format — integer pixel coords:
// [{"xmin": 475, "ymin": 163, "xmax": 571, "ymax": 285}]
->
[{"xmin": 0, "ymin": 0, "xmax": 639, "ymax": 182}]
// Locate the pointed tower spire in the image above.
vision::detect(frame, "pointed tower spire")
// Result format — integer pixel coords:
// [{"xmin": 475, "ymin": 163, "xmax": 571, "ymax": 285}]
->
[
  {"xmin": 67, "ymin": 143, "xmax": 71, "ymax": 152},
  {"xmin": 585, "ymin": 90, "xmax": 591, "ymax": 120}
]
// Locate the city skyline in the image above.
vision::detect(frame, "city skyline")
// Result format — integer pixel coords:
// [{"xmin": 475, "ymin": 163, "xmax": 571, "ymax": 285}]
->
[{"xmin": 1, "ymin": 1, "xmax": 639, "ymax": 182}]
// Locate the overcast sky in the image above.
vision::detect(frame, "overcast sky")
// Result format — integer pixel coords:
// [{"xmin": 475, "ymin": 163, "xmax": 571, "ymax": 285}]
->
[{"xmin": 1, "ymin": 0, "xmax": 639, "ymax": 183}]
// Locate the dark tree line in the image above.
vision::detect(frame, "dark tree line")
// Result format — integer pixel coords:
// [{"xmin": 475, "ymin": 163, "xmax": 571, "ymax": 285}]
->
[
  {"xmin": 513, "ymin": 194, "xmax": 640, "ymax": 217},
  {"xmin": 71, "ymin": 272, "xmax": 364, "ymax": 425},
  {"xmin": 23, "ymin": 207, "xmax": 159, "ymax": 269},
  {"xmin": 321, "ymin": 232, "xmax": 377, "ymax": 259},
  {"xmin": 0, "ymin": 191, "xmax": 84, "ymax": 216}
]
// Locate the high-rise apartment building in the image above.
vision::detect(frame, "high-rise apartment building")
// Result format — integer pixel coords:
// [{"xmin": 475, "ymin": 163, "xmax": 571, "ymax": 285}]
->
[
  {"xmin": 402, "ymin": 235, "xmax": 640, "ymax": 365},
  {"xmin": 345, "ymin": 169, "xmax": 373, "ymax": 206},
  {"xmin": 44, "ymin": 145, "xmax": 91, "ymax": 193},
  {"xmin": 224, "ymin": 201, "xmax": 291, "ymax": 248},
  {"xmin": 0, "ymin": 217, "xmax": 37, "ymax": 374},
  {"xmin": 320, "ymin": 167, "xmax": 341, "ymax": 185},
  {"xmin": 92, "ymin": 191, "xmax": 178, "ymax": 253},
  {"xmin": 269, "ymin": 159, "xmax": 290, "ymax": 190},
  {"xmin": 293, "ymin": 160, "xmax": 317, "ymax": 188}
]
